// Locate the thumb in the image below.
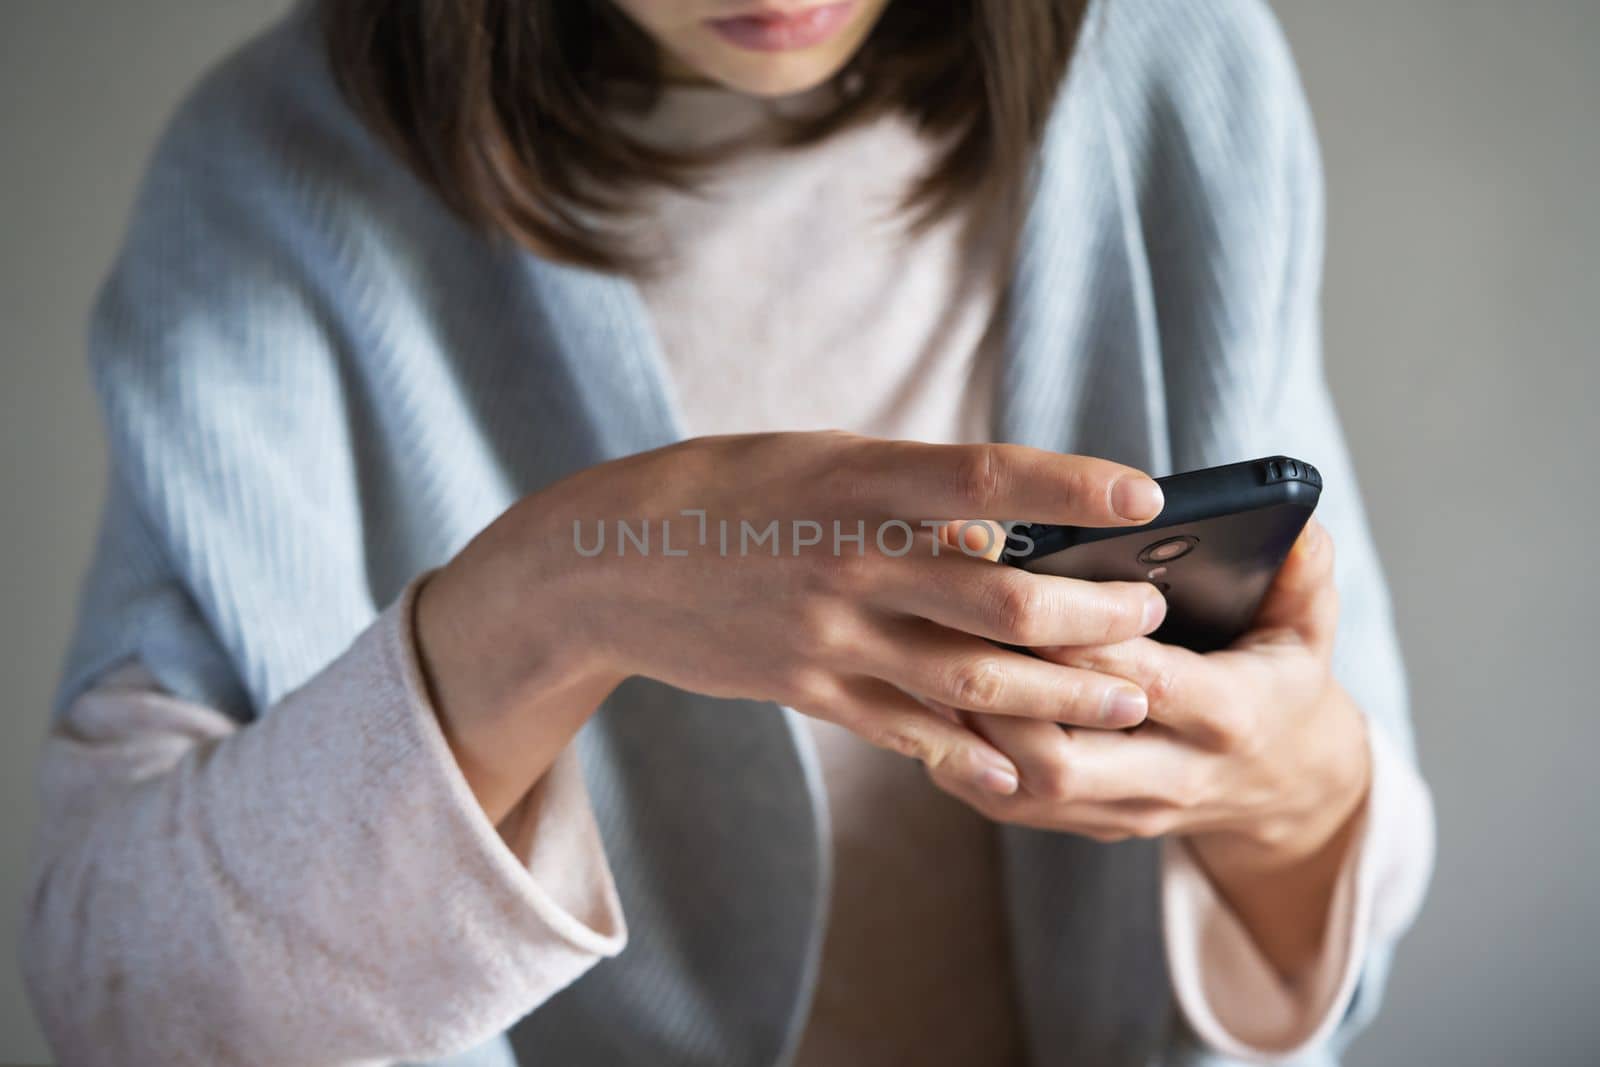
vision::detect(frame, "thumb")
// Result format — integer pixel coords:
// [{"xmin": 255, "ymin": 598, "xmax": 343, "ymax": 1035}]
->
[
  {"xmin": 1247, "ymin": 518, "xmax": 1338, "ymax": 656},
  {"xmin": 939, "ymin": 519, "xmax": 1008, "ymax": 561}
]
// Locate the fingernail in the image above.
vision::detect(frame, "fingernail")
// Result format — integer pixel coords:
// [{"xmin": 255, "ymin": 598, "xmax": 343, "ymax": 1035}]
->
[
  {"xmin": 1141, "ymin": 592, "xmax": 1167, "ymax": 633},
  {"xmin": 978, "ymin": 767, "xmax": 1020, "ymax": 796},
  {"xmin": 1101, "ymin": 686, "xmax": 1148, "ymax": 727},
  {"xmin": 1112, "ymin": 476, "xmax": 1164, "ymax": 522},
  {"xmin": 973, "ymin": 755, "xmax": 1020, "ymax": 796}
]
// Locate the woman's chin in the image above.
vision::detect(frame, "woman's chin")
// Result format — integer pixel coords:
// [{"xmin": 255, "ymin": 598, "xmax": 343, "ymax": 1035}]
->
[{"xmin": 672, "ymin": 46, "xmax": 854, "ymax": 98}]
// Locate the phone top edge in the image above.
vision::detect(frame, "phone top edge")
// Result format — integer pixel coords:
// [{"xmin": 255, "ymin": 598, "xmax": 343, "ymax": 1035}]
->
[{"xmin": 1004, "ymin": 455, "xmax": 1322, "ymax": 565}]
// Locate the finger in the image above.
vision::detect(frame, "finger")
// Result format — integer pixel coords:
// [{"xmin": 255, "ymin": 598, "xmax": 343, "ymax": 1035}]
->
[
  {"xmin": 856, "ymin": 441, "xmax": 1165, "ymax": 527},
  {"xmin": 1037, "ymin": 637, "xmax": 1230, "ymax": 739},
  {"xmin": 961, "ymin": 712, "xmax": 1077, "ymax": 800},
  {"xmin": 1048, "ymin": 723, "xmax": 1204, "ymax": 807},
  {"xmin": 871, "ymin": 552, "xmax": 1167, "ymax": 649},
  {"xmin": 969, "ymin": 713, "xmax": 1198, "ymax": 807},
  {"xmin": 925, "ymin": 752, "xmax": 1198, "ymax": 840},
  {"xmin": 923, "ymin": 760, "xmax": 1017, "ymax": 823},
  {"xmin": 1249, "ymin": 518, "xmax": 1339, "ymax": 657},
  {"xmin": 813, "ymin": 675, "xmax": 1021, "ymax": 797},
  {"xmin": 862, "ymin": 617, "xmax": 1150, "ymax": 727}
]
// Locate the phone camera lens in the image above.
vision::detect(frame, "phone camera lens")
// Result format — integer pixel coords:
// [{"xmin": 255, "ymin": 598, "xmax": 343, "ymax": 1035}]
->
[{"xmin": 1138, "ymin": 536, "xmax": 1197, "ymax": 565}]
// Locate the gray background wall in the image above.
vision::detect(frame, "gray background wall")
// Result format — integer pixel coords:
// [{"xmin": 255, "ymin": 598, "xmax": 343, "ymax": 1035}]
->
[{"xmin": 1, "ymin": 1, "xmax": 1595, "ymax": 1063}]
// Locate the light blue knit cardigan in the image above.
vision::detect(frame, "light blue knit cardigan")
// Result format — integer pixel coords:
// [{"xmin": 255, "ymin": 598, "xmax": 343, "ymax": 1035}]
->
[{"xmin": 59, "ymin": 1, "xmax": 1421, "ymax": 1064}]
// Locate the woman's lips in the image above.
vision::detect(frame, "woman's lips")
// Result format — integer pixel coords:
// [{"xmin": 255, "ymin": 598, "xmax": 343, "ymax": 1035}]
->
[{"xmin": 706, "ymin": 2, "xmax": 858, "ymax": 52}]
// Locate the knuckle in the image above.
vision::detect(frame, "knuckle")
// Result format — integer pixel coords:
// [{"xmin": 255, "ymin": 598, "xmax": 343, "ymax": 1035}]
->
[
  {"xmin": 1037, "ymin": 759, "xmax": 1077, "ymax": 803},
  {"xmin": 863, "ymin": 720, "xmax": 933, "ymax": 764},
  {"xmin": 947, "ymin": 657, "xmax": 1007, "ymax": 710},
  {"xmin": 1144, "ymin": 662, "xmax": 1181, "ymax": 709},
  {"xmin": 1085, "ymin": 827, "xmax": 1130, "ymax": 844},
  {"xmin": 990, "ymin": 575, "xmax": 1050, "ymax": 644},
  {"xmin": 782, "ymin": 667, "xmax": 839, "ymax": 711},
  {"xmin": 809, "ymin": 546, "xmax": 875, "ymax": 593},
  {"xmin": 793, "ymin": 599, "xmax": 858, "ymax": 662},
  {"xmin": 956, "ymin": 445, "xmax": 1005, "ymax": 511}
]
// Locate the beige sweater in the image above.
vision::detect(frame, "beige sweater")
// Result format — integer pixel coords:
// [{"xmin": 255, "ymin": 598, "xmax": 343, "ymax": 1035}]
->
[{"xmin": 22, "ymin": 89, "xmax": 1433, "ymax": 1066}]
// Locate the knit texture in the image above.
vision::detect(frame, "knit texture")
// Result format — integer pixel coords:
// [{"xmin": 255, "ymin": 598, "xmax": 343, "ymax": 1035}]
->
[
  {"xmin": 27, "ymin": 586, "xmax": 625, "ymax": 1066},
  {"xmin": 56, "ymin": 0, "xmax": 1423, "ymax": 1063}
]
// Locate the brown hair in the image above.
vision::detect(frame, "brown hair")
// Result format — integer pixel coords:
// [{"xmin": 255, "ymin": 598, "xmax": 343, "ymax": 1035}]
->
[{"xmin": 321, "ymin": 0, "xmax": 1091, "ymax": 272}]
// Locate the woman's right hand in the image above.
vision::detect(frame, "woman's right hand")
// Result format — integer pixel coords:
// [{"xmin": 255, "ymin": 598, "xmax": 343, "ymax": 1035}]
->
[{"xmin": 416, "ymin": 431, "xmax": 1168, "ymax": 822}]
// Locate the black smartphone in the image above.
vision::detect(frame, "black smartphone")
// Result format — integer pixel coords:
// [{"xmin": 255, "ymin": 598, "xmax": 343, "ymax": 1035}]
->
[{"xmin": 1001, "ymin": 456, "xmax": 1322, "ymax": 652}]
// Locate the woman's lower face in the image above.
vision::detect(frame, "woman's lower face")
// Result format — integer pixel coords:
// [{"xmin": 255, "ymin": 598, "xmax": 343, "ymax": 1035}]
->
[{"xmin": 606, "ymin": 0, "xmax": 895, "ymax": 97}]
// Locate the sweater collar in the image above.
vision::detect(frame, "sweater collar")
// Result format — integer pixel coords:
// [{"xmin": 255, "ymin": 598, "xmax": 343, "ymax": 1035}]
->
[{"xmin": 519, "ymin": 44, "xmax": 1167, "ymax": 482}]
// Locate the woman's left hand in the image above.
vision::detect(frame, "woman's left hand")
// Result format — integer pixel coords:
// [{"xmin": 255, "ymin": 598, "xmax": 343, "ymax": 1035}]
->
[{"xmin": 926, "ymin": 518, "xmax": 1372, "ymax": 976}]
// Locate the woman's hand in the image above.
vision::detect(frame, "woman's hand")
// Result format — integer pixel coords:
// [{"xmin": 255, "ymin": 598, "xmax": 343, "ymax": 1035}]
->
[
  {"xmin": 926, "ymin": 519, "xmax": 1372, "ymax": 976},
  {"xmin": 415, "ymin": 432, "xmax": 1171, "ymax": 823}
]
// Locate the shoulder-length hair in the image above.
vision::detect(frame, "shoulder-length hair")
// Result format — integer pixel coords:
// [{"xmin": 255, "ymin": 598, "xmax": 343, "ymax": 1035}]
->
[{"xmin": 321, "ymin": 0, "xmax": 1090, "ymax": 272}]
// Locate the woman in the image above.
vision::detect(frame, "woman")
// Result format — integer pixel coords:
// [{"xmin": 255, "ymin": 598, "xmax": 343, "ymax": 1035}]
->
[{"xmin": 22, "ymin": 0, "xmax": 1433, "ymax": 1064}]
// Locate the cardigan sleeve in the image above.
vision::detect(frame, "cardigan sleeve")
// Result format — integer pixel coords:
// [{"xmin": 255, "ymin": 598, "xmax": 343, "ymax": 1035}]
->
[
  {"xmin": 1172, "ymin": 4, "xmax": 1435, "ymax": 1058},
  {"xmin": 21, "ymin": 579, "xmax": 626, "ymax": 1067},
  {"xmin": 1163, "ymin": 725, "xmax": 1434, "ymax": 1059},
  {"xmin": 1091, "ymin": 0, "xmax": 1438, "ymax": 1056},
  {"xmin": 1256, "ymin": 85, "xmax": 1437, "ymax": 1062}
]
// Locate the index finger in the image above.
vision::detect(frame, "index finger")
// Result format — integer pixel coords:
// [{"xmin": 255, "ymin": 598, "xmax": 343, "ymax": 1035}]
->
[{"xmin": 854, "ymin": 442, "xmax": 1164, "ymax": 528}]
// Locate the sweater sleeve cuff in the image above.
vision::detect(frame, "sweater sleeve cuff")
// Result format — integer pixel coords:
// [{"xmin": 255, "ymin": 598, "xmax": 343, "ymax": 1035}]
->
[
  {"xmin": 30, "ymin": 575, "xmax": 629, "ymax": 1063},
  {"xmin": 383, "ymin": 574, "xmax": 627, "ymax": 961},
  {"xmin": 223, "ymin": 574, "xmax": 629, "ymax": 1053},
  {"xmin": 1161, "ymin": 724, "xmax": 1434, "ymax": 1060}
]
